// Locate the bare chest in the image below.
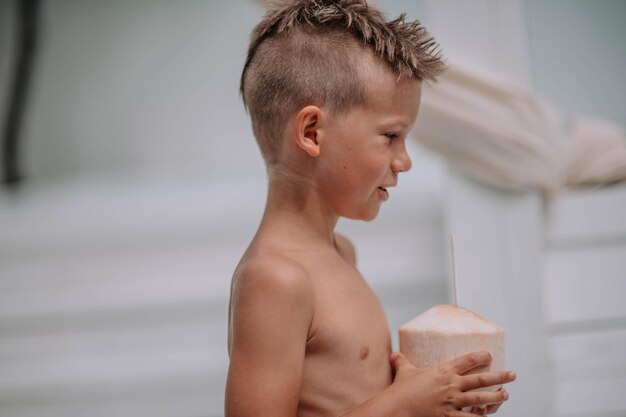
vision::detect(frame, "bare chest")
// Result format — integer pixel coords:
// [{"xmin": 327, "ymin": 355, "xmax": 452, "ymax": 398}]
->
[
  {"xmin": 309, "ymin": 273, "xmax": 391, "ymax": 357},
  {"xmin": 298, "ymin": 265, "xmax": 393, "ymax": 416}
]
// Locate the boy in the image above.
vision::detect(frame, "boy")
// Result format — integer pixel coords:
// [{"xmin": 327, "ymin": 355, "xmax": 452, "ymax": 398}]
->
[{"xmin": 226, "ymin": 1, "xmax": 516, "ymax": 416}]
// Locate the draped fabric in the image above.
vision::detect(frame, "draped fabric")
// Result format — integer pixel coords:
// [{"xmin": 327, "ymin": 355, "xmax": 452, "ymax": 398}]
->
[{"xmin": 412, "ymin": 62, "xmax": 626, "ymax": 193}]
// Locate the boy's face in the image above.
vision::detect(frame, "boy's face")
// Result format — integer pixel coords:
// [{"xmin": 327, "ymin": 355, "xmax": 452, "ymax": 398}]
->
[{"xmin": 316, "ymin": 72, "xmax": 421, "ymax": 221}]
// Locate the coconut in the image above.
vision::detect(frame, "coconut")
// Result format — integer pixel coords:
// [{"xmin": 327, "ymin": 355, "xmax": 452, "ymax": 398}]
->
[{"xmin": 399, "ymin": 304, "xmax": 505, "ymax": 392}]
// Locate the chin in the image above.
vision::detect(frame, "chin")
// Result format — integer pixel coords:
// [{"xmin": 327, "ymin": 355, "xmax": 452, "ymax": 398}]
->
[
  {"xmin": 344, "ymin": 208, "xmax": 380, "ymax": 222},
  {"xmin": 363, "ymin": 212, "xmax": 380, "ymax": 222}
]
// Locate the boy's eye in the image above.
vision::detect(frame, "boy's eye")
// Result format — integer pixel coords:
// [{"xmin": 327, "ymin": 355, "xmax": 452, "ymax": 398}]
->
[{"xmin": 384, "ymin": 132, "xmax": 399, "ymax": 142}]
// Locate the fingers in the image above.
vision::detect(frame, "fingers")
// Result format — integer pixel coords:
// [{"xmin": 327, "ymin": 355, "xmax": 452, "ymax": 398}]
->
[
  {"xmin": 447, "ymin": 351, "xmax": 492, "ymax": 374},
  {"xmin": 459, "ymin": 370, "xmax": 516, "ymax": 391},
  {"xmin": 447, "ymin": 411, "xmax": 490, "ymax": 417},
  {"xmin": 389, "ymin": 352, "xmax": 412, "ymax": 372},
  {"xmin": 470, "ymin": 389, "xmax": 509, "ymax": 415},
  {"xmin": 485, "ymin": 402, "xmax": 501, "ymax": 414},
  {"xmin": 484, "ymin": 388, "xmax": 508, "ymax": 414},
  {"xmin": 470, "ymin": 405, "xmax": 487, "ymax": 415},
  {"xmin": 455, "ymin": 388, "xmax": 508, "ymax": 408}
]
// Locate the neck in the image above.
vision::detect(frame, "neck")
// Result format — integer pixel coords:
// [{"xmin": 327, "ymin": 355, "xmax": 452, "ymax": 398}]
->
[{"xmin": 258, "ymin": 174, "xmax": 338, "ymax": 248}]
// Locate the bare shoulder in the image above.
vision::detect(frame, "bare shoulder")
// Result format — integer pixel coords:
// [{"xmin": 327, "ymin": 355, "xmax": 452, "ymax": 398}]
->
[
  {"xmin": 228, "ymin": 252, "xmax": 314, "ymax": 353},
  {"xmin": 226, "ymin": 252, "xmax": 316, "ymax": 417},
  {"xmin": 334, "ymin": 232, "xmax": 357, "ymax": 266},
  {"xmin": 232, "ymin": 252, "xmax": 313, "ymax": 300}
]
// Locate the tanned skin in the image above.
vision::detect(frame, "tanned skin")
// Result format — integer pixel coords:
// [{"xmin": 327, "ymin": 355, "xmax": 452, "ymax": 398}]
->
[{"xmin": 226, "ymin": 65, "xmax": 516, "ymax": 417}]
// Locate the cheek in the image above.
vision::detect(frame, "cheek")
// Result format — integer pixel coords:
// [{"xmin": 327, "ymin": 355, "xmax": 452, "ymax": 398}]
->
[
  {"xmin": 340, "ymin": 164, "xmax": 385, "ymax": 197},
  {"xmin": 321, "ymin": 145, "xmax": 388, "ymax": 194}
]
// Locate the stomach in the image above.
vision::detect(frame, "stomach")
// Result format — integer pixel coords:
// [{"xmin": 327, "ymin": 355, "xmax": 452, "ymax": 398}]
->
[{"xmin": 297, "ymin": 346, "xmax": 392, "ymax": 417}]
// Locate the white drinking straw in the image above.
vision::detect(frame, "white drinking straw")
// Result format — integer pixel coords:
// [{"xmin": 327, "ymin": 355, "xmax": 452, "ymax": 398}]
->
[{"xmin": 450, "ymin": 234, "xmax": 459, "ymax": 307}]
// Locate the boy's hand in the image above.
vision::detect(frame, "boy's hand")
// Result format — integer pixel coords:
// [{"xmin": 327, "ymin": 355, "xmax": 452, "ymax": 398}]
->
[
  {"xmin": 389, "ymin": 351, "xmax": 516, "ymax": 417},
  {"xmin": 469, "ymin": 387, "xmax": 509, "ymax": 415}
]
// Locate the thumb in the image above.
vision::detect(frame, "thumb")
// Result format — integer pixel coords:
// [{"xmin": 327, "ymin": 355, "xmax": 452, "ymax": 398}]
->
[{"xmin": 389, "ymin": 351, "xmax": 411, "ymax": 371}]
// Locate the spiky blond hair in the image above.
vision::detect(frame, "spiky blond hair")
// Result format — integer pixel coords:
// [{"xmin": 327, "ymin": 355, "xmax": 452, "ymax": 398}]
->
[{"xmin": 241, "ymin": 0, "xmax": 445, "ymax": 166}]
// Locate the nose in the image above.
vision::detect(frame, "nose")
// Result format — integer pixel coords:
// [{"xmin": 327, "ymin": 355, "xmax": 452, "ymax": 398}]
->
[{"xmin": 392, "ymin": 143, "xmax": 412, "ymax": 173}]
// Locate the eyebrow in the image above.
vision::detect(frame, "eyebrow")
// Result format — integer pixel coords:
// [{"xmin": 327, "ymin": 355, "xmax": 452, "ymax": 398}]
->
[{"xmin": 378, "ymin": 118, "xmax": 410, "ymax": 131}]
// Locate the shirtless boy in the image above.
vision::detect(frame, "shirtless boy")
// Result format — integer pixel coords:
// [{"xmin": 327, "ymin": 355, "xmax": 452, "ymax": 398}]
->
[{"xmin": 226, "ymin": 1, "xmax": 516, "ymax": 416}]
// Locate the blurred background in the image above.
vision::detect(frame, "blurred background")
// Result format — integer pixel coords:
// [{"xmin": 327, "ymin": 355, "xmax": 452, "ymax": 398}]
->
[{"xmin": 0, "ymin": 1, "xmax": 625, "ymax": 416}]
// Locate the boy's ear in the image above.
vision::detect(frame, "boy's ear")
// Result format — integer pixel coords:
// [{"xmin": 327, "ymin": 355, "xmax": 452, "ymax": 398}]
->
[{"xmin": 293, "ymin": 105, "xmax": 322, "ymax": 158}]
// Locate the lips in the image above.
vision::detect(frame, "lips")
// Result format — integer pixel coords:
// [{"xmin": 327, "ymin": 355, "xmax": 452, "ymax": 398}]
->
[{"xmin": 377, "ymin": 187, "xmax": 389, "ymax": 201}]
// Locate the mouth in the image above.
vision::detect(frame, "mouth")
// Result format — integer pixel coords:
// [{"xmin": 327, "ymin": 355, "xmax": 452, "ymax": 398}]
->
[{"xmin": 377, "ymin": 187, "xmax": 389, "ymax": 201}]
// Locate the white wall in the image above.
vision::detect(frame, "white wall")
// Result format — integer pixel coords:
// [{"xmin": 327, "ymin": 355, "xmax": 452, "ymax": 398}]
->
[
  {"xmin": 544, "ymin": 186, "xmax": 626, "ymax": 417},
  {"xmin": 13, "ymin": 0, "xmax": 266, "ymax": 181},
  {"xmin": 527, "ymin": 0, "xmax": 626, "ymax": 126}
]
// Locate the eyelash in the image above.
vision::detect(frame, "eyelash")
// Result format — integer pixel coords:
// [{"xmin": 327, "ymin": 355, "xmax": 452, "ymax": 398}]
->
[{"xmin": 384, "ymin": 133, "xmax": 399, "ymax": 142}]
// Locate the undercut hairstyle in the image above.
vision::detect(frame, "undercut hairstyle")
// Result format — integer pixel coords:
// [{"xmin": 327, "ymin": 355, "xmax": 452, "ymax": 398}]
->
[{"xmin": 241, "ymin": 0, "xmax": 445, "ymax": 166}]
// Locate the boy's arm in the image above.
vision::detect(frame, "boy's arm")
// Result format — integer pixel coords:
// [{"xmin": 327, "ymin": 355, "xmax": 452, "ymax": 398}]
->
[
  {"xmin": 225, "ymin": 257, "xmax": 314, "ymax": 417},
  {"xmin": 340, "ymin": 352, "xmax": 515, "ymax": 417}
]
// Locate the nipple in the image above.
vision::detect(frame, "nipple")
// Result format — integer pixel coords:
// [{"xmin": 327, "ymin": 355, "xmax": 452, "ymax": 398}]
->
[{"xmin": 359, "ymin": 346, "xmax": 369, "ymax": 360}]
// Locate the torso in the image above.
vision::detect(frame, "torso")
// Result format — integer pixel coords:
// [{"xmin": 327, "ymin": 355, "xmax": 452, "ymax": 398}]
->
[
  {"xmin": 298, "ymin": 248, "xmax": 392, "ymax": 417},
  {"xmin": 232, "ymin": 233, "xmax": 393, "ymax": 417}
]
